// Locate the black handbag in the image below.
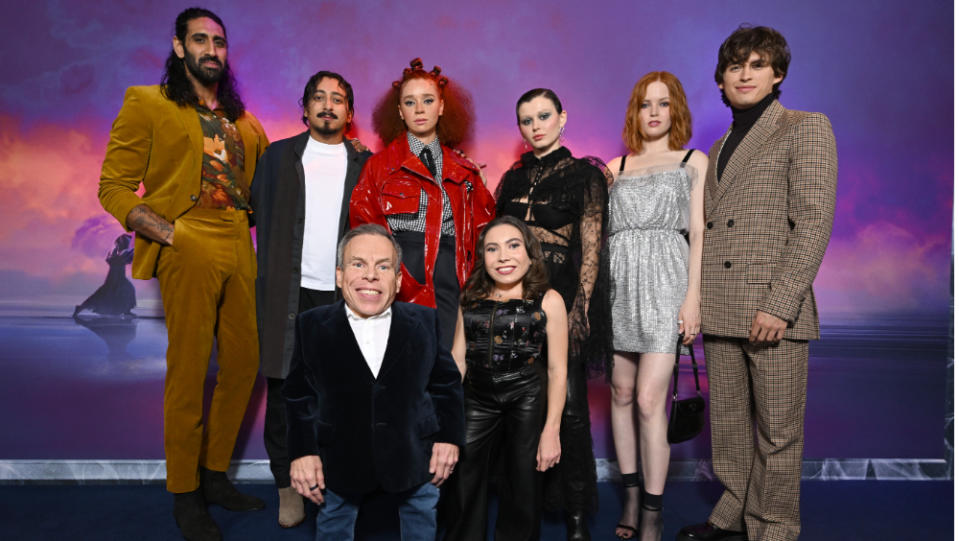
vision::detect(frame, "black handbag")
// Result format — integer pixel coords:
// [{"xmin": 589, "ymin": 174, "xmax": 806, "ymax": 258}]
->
[{"xmin": 666, "ymin": 335, "xmax": 706, "ymax": 444}]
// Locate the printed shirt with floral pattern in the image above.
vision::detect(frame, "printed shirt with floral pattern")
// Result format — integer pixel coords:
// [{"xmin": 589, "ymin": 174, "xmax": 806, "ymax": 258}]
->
[{"xmin": 195, "ymin": 104, "xmax": 249, "ymax": 210}]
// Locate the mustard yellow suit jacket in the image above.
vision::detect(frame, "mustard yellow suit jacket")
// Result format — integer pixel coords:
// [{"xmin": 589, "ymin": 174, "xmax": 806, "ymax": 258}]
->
[
  {"xmin": 701, "ymin": 100, "xmax": 837, "ymax": 340},
  {"xmin": 98, "ymin": 85, "xmax": 269, "ymax": 279}
]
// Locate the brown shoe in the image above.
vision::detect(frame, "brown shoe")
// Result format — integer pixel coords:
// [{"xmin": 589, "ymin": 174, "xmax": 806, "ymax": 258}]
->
[{"xmin": 278, "ymin": 486, "xmax": 305, "ymax": 528}]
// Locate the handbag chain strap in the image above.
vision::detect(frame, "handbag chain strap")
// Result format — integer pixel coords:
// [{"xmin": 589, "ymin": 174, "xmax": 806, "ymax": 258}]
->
[{"xmin": 671, "ymin": 334, "xmax": 701, "ymax": 399}]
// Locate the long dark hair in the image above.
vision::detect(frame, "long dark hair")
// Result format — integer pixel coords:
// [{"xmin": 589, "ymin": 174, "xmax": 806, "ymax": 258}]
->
[
  {"xmin": 160, "ymin": 7, "xmax": 245, "ymax": 121},
  {"xmin": 461, "ymin": 216, "xmax": 550, "ymax": 305}
]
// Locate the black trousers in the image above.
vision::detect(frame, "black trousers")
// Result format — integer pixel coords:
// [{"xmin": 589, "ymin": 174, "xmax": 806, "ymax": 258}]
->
[
  {"xmin": 393, "ymin": 231, "xmax": 459, "ymax": 352},
  {"xmin": 263, "ymin": 287, "xmax": 336, "ymax": 487},
  {"xmin": 444, "ymin": 364, "xmax": 547, "ymax": 541}
]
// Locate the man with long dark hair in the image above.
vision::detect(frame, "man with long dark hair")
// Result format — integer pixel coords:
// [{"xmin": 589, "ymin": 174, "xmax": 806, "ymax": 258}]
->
[
  {"xmin": 98, "ymin": 7, "xmax": 269, "ymax": 541},
  {"xmin": 250, "ymin": 70, "xmax": 371, "ymax": 528}
]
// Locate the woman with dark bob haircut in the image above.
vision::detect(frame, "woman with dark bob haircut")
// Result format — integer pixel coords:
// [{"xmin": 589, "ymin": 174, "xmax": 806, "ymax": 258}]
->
[
  {"xmin": 444, "ymin": 215, "xmax": 568, "ymax": 541},
  {"xmin": 605, "ymin": 71, "xmax": 707, "ymax": 540},
  {"xmin": 496, "ymin": 88, "xmax": 612, "ymax": 540},
  {"xmin": 350, "ymin": 58, "xmax": 495, "ymax": 350}
]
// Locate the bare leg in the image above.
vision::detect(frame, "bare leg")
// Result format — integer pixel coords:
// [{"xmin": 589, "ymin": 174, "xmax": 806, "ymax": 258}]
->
[
  {"xmin": 635, "ymin": 352, "xmax": 674, "ymax": 496},
  {"xmin": 610, "ymin": 351, "xmax": 640, "ymax": 538}
]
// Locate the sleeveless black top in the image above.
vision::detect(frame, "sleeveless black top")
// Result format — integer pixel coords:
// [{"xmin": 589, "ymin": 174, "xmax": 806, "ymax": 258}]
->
[{"xmin": 462, "ymin": 297, "xmax": 547, "ymax": 372}]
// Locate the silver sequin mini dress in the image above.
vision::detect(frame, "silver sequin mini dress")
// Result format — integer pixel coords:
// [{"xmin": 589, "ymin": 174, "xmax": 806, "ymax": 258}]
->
[{"xmin": 608, "ymin": 160, "xmax": 694, "ymax": 353}]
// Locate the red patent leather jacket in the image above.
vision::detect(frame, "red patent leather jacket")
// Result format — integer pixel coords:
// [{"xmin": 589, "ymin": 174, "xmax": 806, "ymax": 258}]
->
[{"xmin": 349, "ymin": 135, "xmax": 495, "ymax": 308}]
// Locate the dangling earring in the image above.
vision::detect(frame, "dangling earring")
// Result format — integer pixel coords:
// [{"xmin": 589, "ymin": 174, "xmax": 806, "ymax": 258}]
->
[
  {"xmin": 559, "ymin": 125, "xmax": 566, "ymax": 139},
  {"xmin": 523, "ymin": 139, "xmax": 530, "ymax": 151}
]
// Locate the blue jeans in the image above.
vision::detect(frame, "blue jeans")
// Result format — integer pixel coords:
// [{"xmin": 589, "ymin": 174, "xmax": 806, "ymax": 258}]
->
[{"xmin": 315, "ymin": 482, "xmax": 440, "ymax": 541}]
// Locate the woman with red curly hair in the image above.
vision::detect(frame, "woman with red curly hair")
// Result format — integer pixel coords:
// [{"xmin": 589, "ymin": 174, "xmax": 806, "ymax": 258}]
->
[
  {"xmin": 605, "ymin": 71, "xmax": 707, "ymax": 540},
  {"xmin": 350, "ymin": 58, "xmax": 495, "ymax": 350}
]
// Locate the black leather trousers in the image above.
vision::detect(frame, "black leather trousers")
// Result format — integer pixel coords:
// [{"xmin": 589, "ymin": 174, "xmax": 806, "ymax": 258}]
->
[{"xmin": 444, "ymin": 364, "xmax": 547, "ymax": 541}]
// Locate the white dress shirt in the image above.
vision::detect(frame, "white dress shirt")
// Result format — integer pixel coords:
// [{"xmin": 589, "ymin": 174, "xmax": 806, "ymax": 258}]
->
[{"xmin": 344, "ymin": 304, "xmax": 392, "ymax": 378}]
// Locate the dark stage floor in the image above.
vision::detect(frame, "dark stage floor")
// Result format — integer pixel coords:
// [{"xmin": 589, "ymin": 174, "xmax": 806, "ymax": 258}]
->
[{"xmin": 2, "ymin": 480, "xmax": 951, "ymax": 540}]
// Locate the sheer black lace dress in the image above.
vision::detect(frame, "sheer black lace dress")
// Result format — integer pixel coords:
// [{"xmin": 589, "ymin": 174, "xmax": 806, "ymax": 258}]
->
[{"xmin": 495, "ymin": 145, "xmax": 612, "ymax": 515}]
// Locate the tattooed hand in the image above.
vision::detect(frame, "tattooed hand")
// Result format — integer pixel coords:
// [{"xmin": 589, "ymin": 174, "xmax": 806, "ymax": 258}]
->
[{"xmin": 125, "ymin": 204, "xmax": 175, "ymax": 245}]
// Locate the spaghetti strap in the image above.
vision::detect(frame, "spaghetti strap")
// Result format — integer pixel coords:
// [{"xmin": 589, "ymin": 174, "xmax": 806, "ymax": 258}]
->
[
  {"xmin": 680, "ymin": 149, "xmax": 694, "ymax": 166},
  {"xmin": 619, "ymin": 155, "xmax": 626, "ymax": 172}
]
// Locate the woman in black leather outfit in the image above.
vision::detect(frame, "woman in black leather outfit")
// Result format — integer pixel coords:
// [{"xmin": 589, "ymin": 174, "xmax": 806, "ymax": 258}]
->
[
  {"xmin": 444, "ymin": 215, "xmax": 568, "ymax": 541},
  {"xmin": 496, "ymin": 88, "xmax": 612, "ymax": 540}
]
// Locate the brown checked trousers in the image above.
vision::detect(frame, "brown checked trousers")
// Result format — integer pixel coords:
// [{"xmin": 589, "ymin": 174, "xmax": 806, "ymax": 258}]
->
[{"xmin": 700, "ymin": 100, "xmax": 836, "ymax": 541}]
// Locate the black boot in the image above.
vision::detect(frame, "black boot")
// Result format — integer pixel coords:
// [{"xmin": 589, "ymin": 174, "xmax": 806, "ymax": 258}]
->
[
  {"xmin": 565, "ymin": 510, "xmax": 591, "ymax": 541},
  {"xmin": 173, "ymin": 490, "xmax": 221, "ymax": 541},
  {"xmin": 200, "ymin": 467, "xmax": 265, "ymax": 511}
]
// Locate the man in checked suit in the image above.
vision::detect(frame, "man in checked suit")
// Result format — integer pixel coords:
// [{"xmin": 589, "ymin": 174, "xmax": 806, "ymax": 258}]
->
[{"xmin": 677, "ymin": 26, "xmax": 837, "ymax": 541}]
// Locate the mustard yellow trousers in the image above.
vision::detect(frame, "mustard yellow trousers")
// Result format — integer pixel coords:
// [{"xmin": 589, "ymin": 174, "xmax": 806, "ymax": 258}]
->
[{"xmin": 156, "ymin": 208, "xmax": 259, "ymax": 493}]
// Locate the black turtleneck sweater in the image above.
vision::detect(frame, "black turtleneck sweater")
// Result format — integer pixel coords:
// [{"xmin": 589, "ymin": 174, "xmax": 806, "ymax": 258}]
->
[{"xmin": 716, "ymin": 92, "xmax": 776, "ymax": 183}]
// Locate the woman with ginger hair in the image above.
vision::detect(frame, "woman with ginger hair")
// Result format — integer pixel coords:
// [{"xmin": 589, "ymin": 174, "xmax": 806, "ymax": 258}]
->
[
  {"xmin": 606, "ymin": 71, "xmax": 706, "ymax": 540},
  {"xmin": 350, "ymin": 58, "xmax": 495, "ymax": 350}
]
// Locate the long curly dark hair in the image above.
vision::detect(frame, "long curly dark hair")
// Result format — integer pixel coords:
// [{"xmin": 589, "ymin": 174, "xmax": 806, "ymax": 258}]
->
[
  {"xmin": 160, "ymin": 7, "xmax": 245, "ymax": 121},
  {"xmin": 461, "ymin": 216, "xmax": 551, "ymax": 305},
  {"xmin": 371, "ymin": 58, "xmax": 474, "ymax": 147}
]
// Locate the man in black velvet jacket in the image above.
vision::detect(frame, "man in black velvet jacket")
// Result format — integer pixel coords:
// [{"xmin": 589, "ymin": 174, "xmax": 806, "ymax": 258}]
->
[{"xmin": 283, "ymin": 224, "xmax": 464, "ymax": 540}]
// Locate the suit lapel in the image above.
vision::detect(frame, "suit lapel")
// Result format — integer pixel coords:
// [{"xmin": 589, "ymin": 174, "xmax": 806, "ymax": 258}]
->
[
  {"xmin": 705, "ymin": 134, "xmax": 726, "ymax": 215},
  {"xmin": 377, "ymin": 304, "xmax": 412, "ymax": 380},
  {"xmin": 290, "ymin": 131, "xmax": 308, "ymax": 217},
  {"xmin": 176, "ymin": 105, "xmax": 203, "ymax": 171},
  {"xmin": 341, "ymin": 141, "xmax": 362, "ymax": 238},
  {"xmin": 331, "ymin": 301, "xmax": 376, "ymax": 381},
  {"xmin": 712, "ymin": 100, "xmax": 785, "ymax": 206},
  {"xmin": 235, "ymin": 116, "xmax": 259, "ymax": 184}
]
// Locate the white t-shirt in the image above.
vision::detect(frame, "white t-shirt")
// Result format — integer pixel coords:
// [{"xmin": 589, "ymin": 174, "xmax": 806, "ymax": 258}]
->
[{"xmin": 300, "ymin": 137, "xmax": 348, "ymax": 290}]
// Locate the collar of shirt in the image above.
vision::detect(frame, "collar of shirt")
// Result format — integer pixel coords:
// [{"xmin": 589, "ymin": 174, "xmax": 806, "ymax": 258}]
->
[
  {"xmin": 406, "ymin": 132, "xmax": 443, "ymax": 183},
  {"xmin": 345, "ymin": 304, "xmax": 393, "ymax": 322},
  {"xmin": 344, "ymin": 303, "xmax": 392, "ymax": 378}
]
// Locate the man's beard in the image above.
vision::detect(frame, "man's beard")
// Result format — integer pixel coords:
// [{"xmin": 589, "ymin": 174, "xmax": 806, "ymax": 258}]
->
[
  {"xmin": 312, "ymin": 114, "xmax": 344, "ymax": 136},
  {"xmin": 184, "ymin": 51, "xmax": 224, "ymax": 85}
]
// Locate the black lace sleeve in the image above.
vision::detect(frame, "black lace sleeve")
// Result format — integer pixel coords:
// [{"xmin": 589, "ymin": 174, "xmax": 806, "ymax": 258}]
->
[{"xmin": 572, "ymin": 157, "xmax": 612, "ymax": 375}]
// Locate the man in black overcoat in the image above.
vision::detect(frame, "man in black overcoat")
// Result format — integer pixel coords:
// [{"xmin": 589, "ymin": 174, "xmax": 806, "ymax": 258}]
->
[{"xmin": 249, "ymin": 70, "xmax": 371, "ymax": 527}]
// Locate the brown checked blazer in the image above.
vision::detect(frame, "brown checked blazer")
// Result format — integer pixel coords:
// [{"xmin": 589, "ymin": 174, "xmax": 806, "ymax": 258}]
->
[
  {"xmin": 700, "ymin": 100, "xmax": 837, "ymax": 340},
  {"xmin": 98, "ymin": 85, "xmax": 269, "ymax": 279}
]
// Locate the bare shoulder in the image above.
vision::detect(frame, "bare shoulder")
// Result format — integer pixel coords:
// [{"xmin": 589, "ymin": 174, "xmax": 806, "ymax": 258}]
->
[
  {"xmin": 605, "ymin": 155, "xmax": 626, "ymax": 172},
  {"xmin": 687, "ymin": 149, "xmax": 708, "ymax": 170},
  {"xmin": 541, "ymin": 289, "xmax": 565, "ymax": 316}
]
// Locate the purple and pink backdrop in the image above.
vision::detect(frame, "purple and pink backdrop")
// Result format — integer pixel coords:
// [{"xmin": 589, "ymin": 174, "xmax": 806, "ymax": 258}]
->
[{"xmin": 0, "ymin": 0, "xmax": 951, "ymax": 478}]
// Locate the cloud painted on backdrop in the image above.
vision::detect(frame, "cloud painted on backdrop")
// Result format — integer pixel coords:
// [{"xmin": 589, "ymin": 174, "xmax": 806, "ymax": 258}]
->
[
  {"xmin": 816, "ymin": 222, "xmax": 949, "ymax": 315},
  {"xmin": 0, "ymin": 114, "xmax": 113, "ymax": 279}
]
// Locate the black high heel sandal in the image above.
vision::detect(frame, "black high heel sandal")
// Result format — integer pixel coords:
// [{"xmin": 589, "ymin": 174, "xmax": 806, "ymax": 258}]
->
[{"xmin": 615, "ymin": 472, "xmax": 640, "ymax": 540}]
